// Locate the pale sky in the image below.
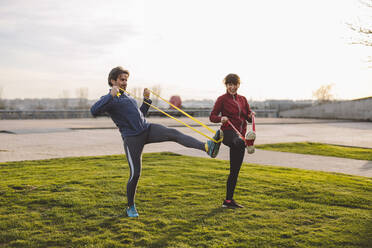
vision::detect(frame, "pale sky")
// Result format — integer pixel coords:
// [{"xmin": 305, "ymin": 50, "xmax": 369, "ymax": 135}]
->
[{"xmin": 0, "ymin": 0, "xmax": 371, "ymax": 101}]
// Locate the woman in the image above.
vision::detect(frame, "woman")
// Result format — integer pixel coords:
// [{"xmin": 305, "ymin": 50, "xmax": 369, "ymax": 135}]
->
[
  {"xmin": 91, "ymin": 66, "xmax": 222, "ymax": 217},
  {"xmin": 210, "ymin": 73, "xmax": 254, "ymax": 209}
]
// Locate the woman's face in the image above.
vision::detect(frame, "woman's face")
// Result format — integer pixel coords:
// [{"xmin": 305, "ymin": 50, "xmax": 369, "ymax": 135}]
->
[{"xmin": 226, "ymin": 83, "xmax": 240, "ymax": 95}]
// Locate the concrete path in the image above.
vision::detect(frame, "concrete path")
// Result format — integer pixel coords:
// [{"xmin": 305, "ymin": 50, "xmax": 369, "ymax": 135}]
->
[
  {"xmin": 1, "ymin": 117, "xmax": 371, "ymax": 177},
  {"xmin": 177, "ymin": 146, "xmax": 372, "ymax": 177}
]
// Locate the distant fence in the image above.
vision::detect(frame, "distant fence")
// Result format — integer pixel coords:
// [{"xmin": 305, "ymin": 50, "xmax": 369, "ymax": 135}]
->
[{"xmin": 0, "ymin": 109, "xmax": 278, "ymax": 120}]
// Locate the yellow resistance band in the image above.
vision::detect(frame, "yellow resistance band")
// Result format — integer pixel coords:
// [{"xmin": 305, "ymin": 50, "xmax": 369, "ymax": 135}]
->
[
  {"xmin": 148, "ymin": 89, "xmax": 216, "ymax": 134},
  {"xmin": 118, "ymin": 88, "xmax": 222, "ymax": 143}
]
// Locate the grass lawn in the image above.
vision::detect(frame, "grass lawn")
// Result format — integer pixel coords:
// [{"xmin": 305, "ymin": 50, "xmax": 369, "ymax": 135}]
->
[
  {"xmin": 0, "ymin": 152, "xmax": 371, "ymax": 248},
  {"xmin": 256, "ymin": 142, "xmax": 372, "ymax": 161}
]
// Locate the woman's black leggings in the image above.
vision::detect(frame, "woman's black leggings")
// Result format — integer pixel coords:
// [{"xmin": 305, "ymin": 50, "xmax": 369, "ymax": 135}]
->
[{"xmin": 222, "ymin": 129, "xmax": 246, "ymax": 200}]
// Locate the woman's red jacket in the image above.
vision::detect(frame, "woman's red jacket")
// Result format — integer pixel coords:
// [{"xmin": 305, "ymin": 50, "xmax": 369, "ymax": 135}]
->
[{"xmin": 210, "ymin": 92, "xmax": 252, "ymax": 136}]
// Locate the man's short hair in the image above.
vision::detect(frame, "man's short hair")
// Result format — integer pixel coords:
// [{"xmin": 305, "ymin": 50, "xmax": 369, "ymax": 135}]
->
[{"xmin": 108, "ymin": 66, "xmax": 129, "ymax": 86}]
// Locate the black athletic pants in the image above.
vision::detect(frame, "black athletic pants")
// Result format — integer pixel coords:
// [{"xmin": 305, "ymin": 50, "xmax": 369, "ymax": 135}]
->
[
  {"xmin": 123, "ymin": 123, "xmax": 205, "ymax": 206},
  {"xmin": 222, "ymin": 129, "xmax": 246, "ymax": 200}
]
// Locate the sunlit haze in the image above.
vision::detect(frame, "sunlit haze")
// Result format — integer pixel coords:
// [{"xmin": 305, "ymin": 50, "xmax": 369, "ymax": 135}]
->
[{"xmin": 0, "ymin": 0, "xmax": 371, "ymax": 101}]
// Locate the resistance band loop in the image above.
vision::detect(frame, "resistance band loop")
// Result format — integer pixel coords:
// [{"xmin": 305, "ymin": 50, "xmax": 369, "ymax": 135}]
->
[
  {"xmin": 118, "ymin": 88, "xmax": 223, "ymax": 143},
  {"xmin": 145, "ymin": 102, "xmax": 221, "ymax": 142},
  {"xmin": 252, "ymin": 114, "xmax": 256, "ymax": 132},
  {"xmin": 227, "ymin": 120, "xmax": 246, "ymax": 141},
  {"xmin": 148, "ymin": 89, "xmax": 216, "ymax": 134},
  {"xmin": 227, "ymin": 113, "xmax": 256, "ymax": 142}
]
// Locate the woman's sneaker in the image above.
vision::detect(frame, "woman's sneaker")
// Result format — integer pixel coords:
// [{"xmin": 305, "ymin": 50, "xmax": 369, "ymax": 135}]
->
[
  {"xmin": 126, "ymin": 205, "xmax": 139, "ymax": 217},
  {"xmin": 245, "ymin": 131, "xmax": 256, "ymax": 154},
  {"xmin": 222, "ymin": 199, "xmax": 244, "ymax": 209},
  {"xmin": 205, "ymin": 129, "xmax": 223, "ymax": 158}
]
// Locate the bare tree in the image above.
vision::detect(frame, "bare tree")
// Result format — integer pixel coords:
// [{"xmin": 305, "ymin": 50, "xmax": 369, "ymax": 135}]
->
[
  {"xmin": 132, "ymin": 87, "xmax": 143, "ymax": 99},
  {"xmin": 348, "ymin": 0, "xmax": 372, "ymax": 63},
  {"xmin": 130, "ymin": 87, "xmax": 143, "ymax": 105},
  {"xmin": 76, "ymin": 87, "xmax": 89, "ymax": 109},
  {"xmin": 58, "ymin": 90, "xmax": 70, "ymax": 109},
  {"xmin": 0, "ymin": 87, "xmax": 5, "ymax": 109},
  {"xmin": 35, "ymin": 99, "xmax": 45, "ymax": 110},
  {"xmin": 313, "ymin": 84, "xmax": 334, "ymax": 103},
  {"xmin": 151, "ymin": 84, "xmax": 162, "ymax": 106},
  {"xmin": 348, "ymin": 0, "xmax": 372, "ymax": 46}
]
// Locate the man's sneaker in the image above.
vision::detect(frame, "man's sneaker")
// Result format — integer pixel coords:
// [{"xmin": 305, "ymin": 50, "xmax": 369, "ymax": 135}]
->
[
  {"xmin": 206, "ymin": 129, "xmax": 223, "ymax": 158},
  {"xmin": 126, "ymin": 205, "xmax": 139, "ymax": 217},
  {"xmin": 245, "ymin": 131, "xmax": 256, "ymax": 154},
  {"xmin": 222, "ymin": 199, "xmax": 244, "ymax": 209}
]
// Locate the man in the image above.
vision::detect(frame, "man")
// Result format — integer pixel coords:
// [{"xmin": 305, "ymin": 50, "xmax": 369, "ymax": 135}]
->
[{"xmin": 91, "ymin": 66, "xmax": 223, "ymax": 217}]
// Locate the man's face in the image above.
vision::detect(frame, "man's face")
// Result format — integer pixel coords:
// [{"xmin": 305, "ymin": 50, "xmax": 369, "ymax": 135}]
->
[{"xmin": 111, "ymin": 73, "xmax": 128, "ymax": 90}]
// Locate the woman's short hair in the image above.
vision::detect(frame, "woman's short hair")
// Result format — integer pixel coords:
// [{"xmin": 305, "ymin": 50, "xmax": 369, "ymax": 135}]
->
[
  {"xmin": 108, "ymin": 66, "xmax": 129, "ymax": 86},
  {"xmin": 223, "ymin": 73, "xmax": 240, "ymax": 85}
]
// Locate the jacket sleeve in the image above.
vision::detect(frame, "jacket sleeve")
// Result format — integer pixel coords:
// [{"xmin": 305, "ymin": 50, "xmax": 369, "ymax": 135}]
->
[
  {"xmin": 90, "ymin": 94, "xmax": 114, "ymax": 117},
  {"xmin": 244, "ymin": 97, "xmax": 252, "ymax": 123},
  {"xmin": 209, "ymin": 96, "xmax": 223, "ymax": 123},
  {"xmin": 140, "ymin": 98, "xmax": 152, "ymax": 116}
]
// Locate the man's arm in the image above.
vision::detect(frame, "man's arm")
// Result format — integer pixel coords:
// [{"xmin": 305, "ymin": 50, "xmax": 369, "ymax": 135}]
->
[
  {"xmin": 139, "ymin": 88, "xmax": 152, "ymax": 115},
  {"xmin": 90, "ymin": 91, "xmax": 116, "ymax": 117}
]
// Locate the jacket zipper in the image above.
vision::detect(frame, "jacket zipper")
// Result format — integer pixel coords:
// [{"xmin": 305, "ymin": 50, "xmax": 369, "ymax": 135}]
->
[{"xmin": 233, "ymin": 95, "xmax": 243, "ymax": 133}]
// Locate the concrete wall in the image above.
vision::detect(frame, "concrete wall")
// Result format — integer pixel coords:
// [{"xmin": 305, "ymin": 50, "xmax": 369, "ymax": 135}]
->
[{"xmin": 279, "ymin": 98, "xmax": 372, "ymax": 121}]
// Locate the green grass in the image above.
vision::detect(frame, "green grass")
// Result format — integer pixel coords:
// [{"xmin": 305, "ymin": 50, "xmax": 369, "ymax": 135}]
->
[
  {"xmin": 0, "ymin": 152, "xmax": 371, "ymax": 248},
  {"xmin": 256, "ymin": 142, "xmax": 372, "ymax": 161}
]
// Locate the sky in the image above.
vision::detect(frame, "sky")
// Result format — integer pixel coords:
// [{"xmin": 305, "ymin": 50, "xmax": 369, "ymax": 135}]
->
[{"xmin": 0, "ymin": 0, "xmax": 371, "ymax": 101}]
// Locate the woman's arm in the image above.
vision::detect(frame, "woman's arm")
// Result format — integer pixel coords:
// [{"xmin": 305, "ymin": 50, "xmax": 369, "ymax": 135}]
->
[
  {"xmin": 244, "ymin": 97, "xmax": 253, "ymax": 123},
  {"xmin": 210, "ymin": 96, "xmax": 223, "ymax": 123}
]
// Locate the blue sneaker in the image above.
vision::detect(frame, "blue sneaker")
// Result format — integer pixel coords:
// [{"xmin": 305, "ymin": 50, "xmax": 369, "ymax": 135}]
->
[
  {"xmin": 206, "ymin": 129, "xmax": 223, "ymax": 158},
  {"xmin": 126, "ymin": 205, "xmax": 139, "ymax": 217}
]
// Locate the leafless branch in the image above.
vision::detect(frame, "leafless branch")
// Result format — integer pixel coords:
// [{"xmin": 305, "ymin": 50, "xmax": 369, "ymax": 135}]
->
[{"xmin": 359, "ymin": 0, "xmax": 372, "ymax": 8}]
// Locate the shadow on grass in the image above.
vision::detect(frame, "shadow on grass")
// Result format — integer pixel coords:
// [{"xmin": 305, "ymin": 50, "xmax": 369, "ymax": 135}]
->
[
  {"xmin": 148, "ymin": 207, "xmax": 225, "ymax": 248},
  {"xmin": 360, "ymin": 215, "xmax": 372, "ymax": 248}
]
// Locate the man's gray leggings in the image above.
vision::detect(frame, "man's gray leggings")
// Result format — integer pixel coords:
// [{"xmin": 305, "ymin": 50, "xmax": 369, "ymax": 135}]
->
[{"xmin": 123, "ymin": 123, "xmax": 205, "ymax": 206}]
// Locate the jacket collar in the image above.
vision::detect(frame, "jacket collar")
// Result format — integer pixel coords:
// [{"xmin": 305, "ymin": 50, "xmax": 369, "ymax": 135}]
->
[{"xmin": 225, "ymin": 91, "xmax": 239, "ymax": 99}]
